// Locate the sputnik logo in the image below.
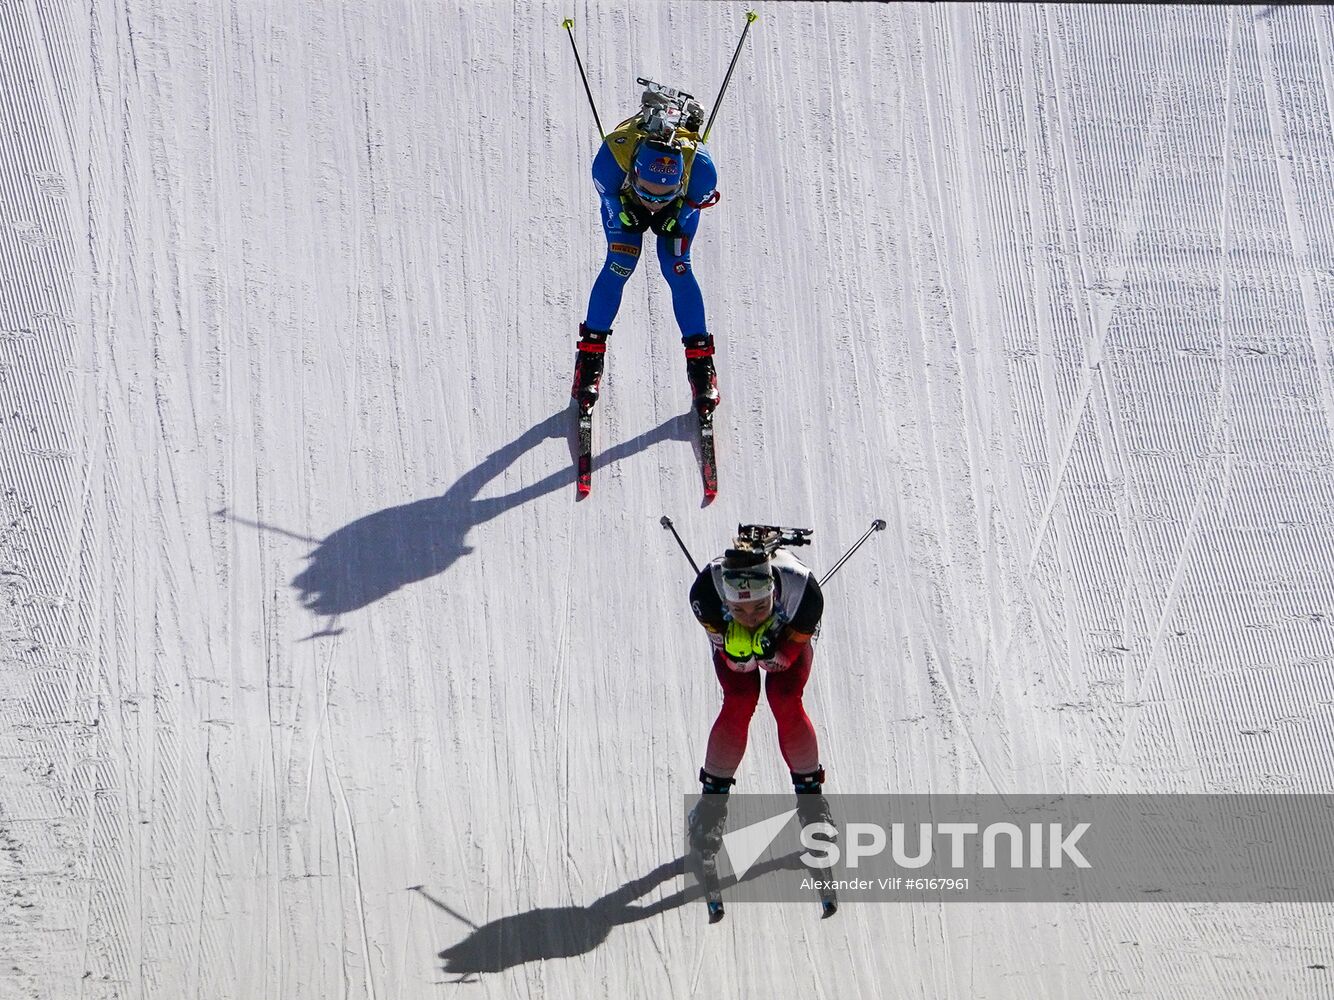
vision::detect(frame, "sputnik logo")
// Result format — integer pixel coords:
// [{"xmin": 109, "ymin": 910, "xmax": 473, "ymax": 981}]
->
[{"xmin": 719, "ymin": 808, "xmax": 798, "ymax": 879}]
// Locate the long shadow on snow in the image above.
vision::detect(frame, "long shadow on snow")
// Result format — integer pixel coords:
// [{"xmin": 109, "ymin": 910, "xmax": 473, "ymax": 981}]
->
[
  {"xmin": 415, "ymin": 852, "xmax": 805, "ymax": 980},
  {"xmin": 292, "ymin": 406, "xmax": 693, "ymax": 617}
]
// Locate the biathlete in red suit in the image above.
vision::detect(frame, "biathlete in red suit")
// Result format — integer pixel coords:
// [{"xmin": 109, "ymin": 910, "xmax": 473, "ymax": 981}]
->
[{"xmin": 685, "ymin": 541, "xmax": 834, "ymax": 855}]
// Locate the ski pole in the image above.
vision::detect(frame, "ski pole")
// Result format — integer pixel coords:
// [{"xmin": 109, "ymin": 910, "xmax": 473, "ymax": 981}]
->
[
  {"xmin": 561, "ymin": 17, "xmax": 606, "ymax": 140},
  {"xmin": 820, "ymin": 519, "xmax": 887, "ymax": 587},
  {"xmin": 660, "ymin": 515, "xmax": 700, "ymax": 575},
  {"xmin": 702, "ymin": 10, "xmax": 759, "ymax": 143}
]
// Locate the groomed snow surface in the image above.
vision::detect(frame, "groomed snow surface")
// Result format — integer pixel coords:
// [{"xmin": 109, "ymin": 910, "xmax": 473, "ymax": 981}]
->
[{"xmin": 3, "ymin": 2, "xmax": 1334, "ymax": 997}]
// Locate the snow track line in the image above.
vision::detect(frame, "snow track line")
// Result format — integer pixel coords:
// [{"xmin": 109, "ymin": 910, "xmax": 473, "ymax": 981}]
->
[
  {"xmin": 330, "ymin": 748, "xmax": 379, "ymax": 1000},
  {"xmin": 0, "ymin": 0, "xmax": 97, "ymax": 994},
  {"xmin": 1020, "ymin": 8, "xmax": 1176, "ymax": 582},
  {"xmin": 1120, "ymin": 9, "xmax": 1239, "ymax": 764},
  {"xmin": 917, "ymin": 7, "xmax": 1083, "ymax": 775},
  {"xmin": 1022, "ymin": 373, "xmax": 1098, "ymax": 581},
  {"xmin": 1254, "ymin": 12, "xmax": 1334, "ymax": 447},
  {"xmin": 549, "ymin": 522, "xmax": 575, "ymax": 876},
  {"xmin": 1314, "ymin": 8, "xmax": 1334, "ymax": 164},
  {"xmin": 1015, "ymin": 5, "xmax": 1084, "ymax": 588},
  {"xmin": 1038, "ymin": 7, "xmax": 1119, "ymax": 719},
  {"xmin": 302, "ymin": 627, "xmax": 341, "ymax": 816}
]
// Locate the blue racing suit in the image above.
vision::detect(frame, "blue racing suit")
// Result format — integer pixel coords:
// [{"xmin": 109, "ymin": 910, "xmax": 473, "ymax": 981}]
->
[{"xmin": 583, "ymin": 141, "xmax": 719, "ymax": 338}]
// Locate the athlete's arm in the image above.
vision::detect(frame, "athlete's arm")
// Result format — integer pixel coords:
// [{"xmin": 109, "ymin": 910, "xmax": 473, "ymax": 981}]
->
[
  {"xmin": 592, "ymin": 142, "xmax": 627, "ymax": 209},
  {"xmin": 764, "ymin": 577, "xmax": 823, "ymax": 669},
  {"xmin": 689, "ymin": 567, "xmax": 727, "ymax": 636}
]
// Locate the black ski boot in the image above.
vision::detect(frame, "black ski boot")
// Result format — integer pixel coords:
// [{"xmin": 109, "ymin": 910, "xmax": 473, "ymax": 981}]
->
[
  {"xmin": 571, "ymin": 324, "xmax": 611, "ymax": 410},
  {"xmin": 792, "ymin": 767, "xmax": 835, "ymax": 833},
  {"xmin": 687, "ymin": 769, "xmax": 735, "ymax": 855},
  {"xmin": 683, "ymin": 334, "xmax": 720, "ymax": 417}
]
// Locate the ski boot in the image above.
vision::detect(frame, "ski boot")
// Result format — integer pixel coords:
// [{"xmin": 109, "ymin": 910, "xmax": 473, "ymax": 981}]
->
[
  {"xmin": 792, "ymin": 767, "xmax": 836, "ymax": 834},
  {"xmin": 687, "ymin": 768, "xmax": 735, "ymax": 855},
  {"xmin": 571, "ymin": 324, "xmax": 611, "ymax": 411},
  {"xmin": 683, "ymin": 334, "xmax": 720, "ymax": 418}
]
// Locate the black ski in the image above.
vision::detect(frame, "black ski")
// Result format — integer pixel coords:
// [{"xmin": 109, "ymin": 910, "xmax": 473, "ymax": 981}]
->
[
  {"xmin": 698, "ymin": 413, "xmax": 717, "ymax": 500},
  {"xmin": 701, "ymin": 850, "xmax": 725, "ymax": 922},
  {"xmin": 576, "ymin": 405, "xmax": 593, "ymax": 497},
  {"xmin": 816, "ymin": 880, "xmax": 838, "ymax": 918},
  {"xmin": 794, "ymin": 853, "xmax": 838, "ymax": 918},
  {"xmin": 798, "ymin": 794, "xmax": 839, "ymax": 918}
]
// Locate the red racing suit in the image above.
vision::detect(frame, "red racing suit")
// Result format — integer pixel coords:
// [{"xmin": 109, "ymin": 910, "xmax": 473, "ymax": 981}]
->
[{"xmin": 688, "ymin": 550, "xmax": 825, "ymax": 777}]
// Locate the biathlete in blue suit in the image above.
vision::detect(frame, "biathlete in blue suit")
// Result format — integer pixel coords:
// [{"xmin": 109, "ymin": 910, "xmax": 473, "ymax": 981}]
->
[{"xmin": 571, "ymin": 122, "xmax": 722, "ymax": 417}]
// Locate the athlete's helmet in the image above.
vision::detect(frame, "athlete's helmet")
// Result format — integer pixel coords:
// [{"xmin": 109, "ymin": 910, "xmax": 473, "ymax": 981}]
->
[
  {"xmin": 720, "ymin": 546, "xmax": 774, "ymax": 603},
  {"xmin": 630, "ymin": 140, "xmax": 685, "ymax": 207}
]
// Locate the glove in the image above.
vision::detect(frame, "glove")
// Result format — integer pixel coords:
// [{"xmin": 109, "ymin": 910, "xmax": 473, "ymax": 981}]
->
[
  {"xmin": 724, "ymin": 617, "xmax": 787, "ymax": 672},
  {"xmin": 725, "ymin": 654, "xmax": 759, "ymax": 673},
  {"xmin": 723, "ymin": 620, "xmax": 756, "ymax": 663},
  {"xmin": 757, "ymin": 628, "xmax": 802, "ymax": 673},
  {"xmin": 650, "ymin": 198, "xmax": 686, "ymax": 236},
  {"xmin": 751, "ymin": 617, "xmax": 780, "ymax": 659},
  {"xmin": 616, "ymin": 194, "xmax": 653, "ymax": 233}
]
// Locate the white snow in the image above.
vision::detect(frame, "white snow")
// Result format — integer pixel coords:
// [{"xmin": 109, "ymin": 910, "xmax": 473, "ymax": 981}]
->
[{"xmin": 2, "ymin": 2, "xmax": 1334, "ymax": 997}]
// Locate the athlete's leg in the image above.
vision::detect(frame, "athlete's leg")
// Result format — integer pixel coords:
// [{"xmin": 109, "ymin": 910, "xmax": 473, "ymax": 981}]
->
[
  {"xmin": 655, "ymin": 213, "xmax": 706, "ymax": 337},
  {"xmin": 702, "ymin": 652, "xmax": 762, "ymax": 778},
  {"xmin": 763, "ymin": 645, "xmax": 820, "ymax": 774},
  {"xmin": 584, "ymin": 202, "xmax": 645, "ymax": 329}
]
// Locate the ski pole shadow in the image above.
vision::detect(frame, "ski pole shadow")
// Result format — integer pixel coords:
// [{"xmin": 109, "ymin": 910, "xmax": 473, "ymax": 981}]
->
[
  {"xmin": 417, "ymin": 851, "xmax": 805, "ymax": 980},
  {"xmin": 287, "ymin": 406, "xmax": 693, "ymax": 617}
]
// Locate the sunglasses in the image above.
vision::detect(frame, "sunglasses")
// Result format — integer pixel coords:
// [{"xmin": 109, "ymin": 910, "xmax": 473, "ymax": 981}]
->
[{"xmin": 632, "ymin": 179, "xmax": 680, "ymax": 206}]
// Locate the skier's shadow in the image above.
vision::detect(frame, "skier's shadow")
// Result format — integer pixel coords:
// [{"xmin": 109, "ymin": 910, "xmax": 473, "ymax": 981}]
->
[
  {"xmin": 288, "ymin": 406, "xmax": 692, "ymax": 617},
  {"xmin": 417, "ymin": 852, "xmax": 804, "ymax": 980}
]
